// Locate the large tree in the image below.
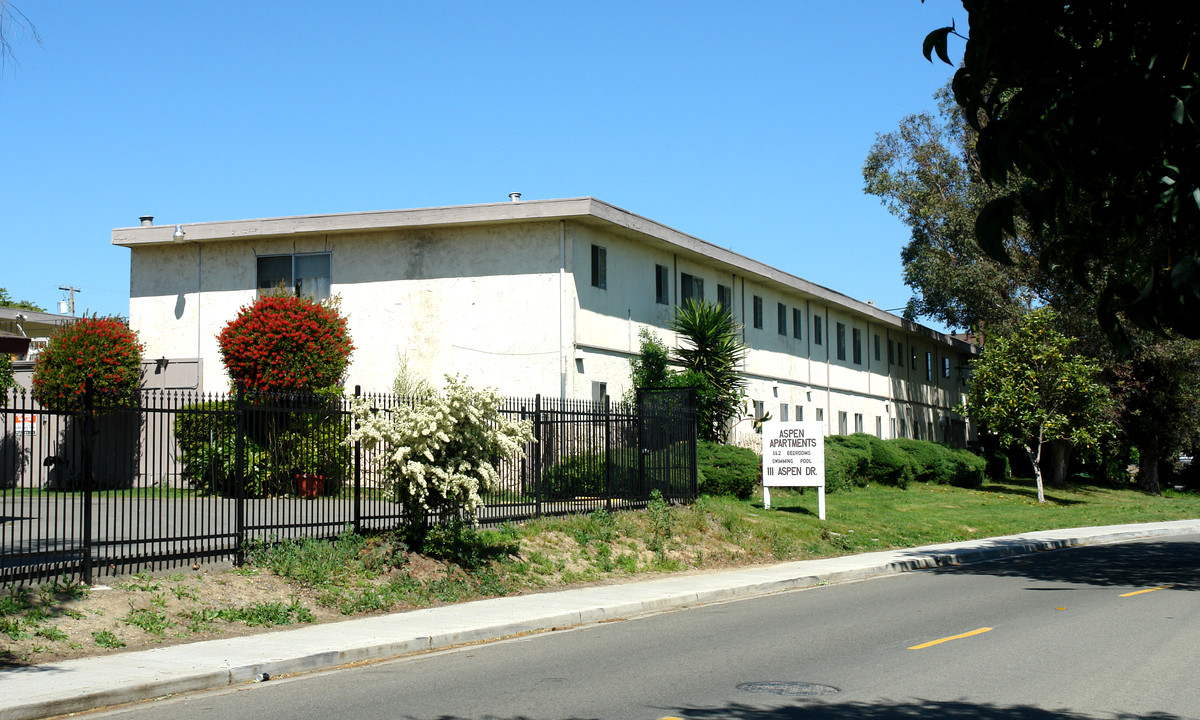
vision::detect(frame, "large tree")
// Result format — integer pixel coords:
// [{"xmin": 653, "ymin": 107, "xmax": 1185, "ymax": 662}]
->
[
  {"xmin": 925, "ymin": 2, "xmax": 1200, "ymax": 346},
  {"xmin": 964, "ymin": 309, "xmax": 1114, "ymax": 503},
  {"xmin": 863, "ymin": 85, "xmax": 1042, "ymax": 338}
]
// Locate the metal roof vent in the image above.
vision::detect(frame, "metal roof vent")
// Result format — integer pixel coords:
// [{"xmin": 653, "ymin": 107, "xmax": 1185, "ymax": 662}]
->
[
  {"xmin": 509, "ymin": 192, "xmax": 521, "ymax": 202},
  {"xmin": 139, "ymin": 216, "xmax": 154, "ymax": 227}
]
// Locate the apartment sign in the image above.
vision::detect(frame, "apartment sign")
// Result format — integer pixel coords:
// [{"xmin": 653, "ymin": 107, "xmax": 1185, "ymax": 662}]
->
[
  {"xmin": 761, "ymin": 421, "xmax": 825, "ymax": 519},
  {"xmin": 14, "ymin": 413, "xmax": 36, "ymax": 435}
]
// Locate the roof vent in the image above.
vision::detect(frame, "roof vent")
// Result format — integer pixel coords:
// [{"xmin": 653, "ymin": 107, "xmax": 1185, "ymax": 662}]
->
[
  {"xmin": 139, "ymin": 216, "xmax": 154, "ymax": 227},
  {"xmin": 509, "ymin": 192, "xmax": 522, "ymax": 202}
]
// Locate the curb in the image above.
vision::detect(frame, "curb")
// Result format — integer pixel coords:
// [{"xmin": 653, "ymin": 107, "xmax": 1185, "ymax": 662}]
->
[{"xmin": 4, "ymin": 520, "xmax": 1199, "ymax": 720}]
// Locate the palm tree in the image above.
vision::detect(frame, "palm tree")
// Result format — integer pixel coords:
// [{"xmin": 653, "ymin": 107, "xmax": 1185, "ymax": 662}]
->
[{"xmin": 669, "ymin": 299, "xmax": 747, "ymax": 442}]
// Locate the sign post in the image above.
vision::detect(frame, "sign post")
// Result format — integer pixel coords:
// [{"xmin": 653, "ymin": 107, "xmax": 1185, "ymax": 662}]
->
[{"xmin": 761, "ymin": 420, "xmax": 825, "ymax": 519}]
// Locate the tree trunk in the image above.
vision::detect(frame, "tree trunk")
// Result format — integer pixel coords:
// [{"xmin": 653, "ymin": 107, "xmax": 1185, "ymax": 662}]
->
[
  {"xmin": 1042, "ymin": 439, "xmax": 1072, "ymax": 489},
  {"xmin": 1026, "ymin": 441, "xmax": 1045, "ymax": 503},
  {"xmin": 1137, "ymin": 435, "xmax": 1162, "ymax": 494}
]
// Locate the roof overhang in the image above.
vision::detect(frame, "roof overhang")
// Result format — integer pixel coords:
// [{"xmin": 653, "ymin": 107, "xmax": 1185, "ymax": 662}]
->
[{"xmin": 112, "ymin": 197, "xmax": 976, "ymax": 353}]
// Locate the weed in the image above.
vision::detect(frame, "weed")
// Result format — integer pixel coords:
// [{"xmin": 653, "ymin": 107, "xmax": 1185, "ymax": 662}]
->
[
  {"xmin": 646, "ymin": 490, "xmax": 675, "ymax": 558},
  {"xmin": 616, "ymin": 553, "xmax": 638, "ymax": 573},
  {"xmin": 119, "ymin": 571, "xmax": 160, "ymax": 593},
  {"xmin": 171, "ymin": 585, "xmax": 199, "ymax": 602},
  {"xmin": 122, "ymin": 606, "xmax": 170, "ymax": 635},
  {"xmin": 35, "ymin": 626, "xmax": 69, "ymax": 642},
  {"xmin": 1, "ymin": 617, "xmax": 29, "ymax": 641},
  {"xmin": 92, "ymin": 630, "xmax": 125, "ymax": 648}
]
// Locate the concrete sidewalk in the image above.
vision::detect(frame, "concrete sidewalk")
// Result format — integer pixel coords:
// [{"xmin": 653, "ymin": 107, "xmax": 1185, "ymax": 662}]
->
[{"xmin": 4, "ymin": 519, "xmax": 1199, "ymax": 720}]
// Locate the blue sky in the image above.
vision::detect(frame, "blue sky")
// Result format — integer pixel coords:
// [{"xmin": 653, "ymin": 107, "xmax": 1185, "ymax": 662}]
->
[{"xmin": 0, "ymin": 1, "xmax": 965, "ymax": 329}]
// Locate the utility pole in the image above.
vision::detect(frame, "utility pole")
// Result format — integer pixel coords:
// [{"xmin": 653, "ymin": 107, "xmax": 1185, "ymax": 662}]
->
[{"xmin": 58, "ymin": 285, "xmax": 80, "ymax": 317}]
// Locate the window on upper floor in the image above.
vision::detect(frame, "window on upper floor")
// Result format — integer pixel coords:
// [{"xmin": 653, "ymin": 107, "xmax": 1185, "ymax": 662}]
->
[
  {"xmin": 854, "ymin": 413, "xmax": 864, "ymax": 433},
  {"xmin": 655, "ymin": 264, "xmax": 669, "ymax": 305},
  {"xmin": 874, "ymin": 334, "xmax": 881, "ymax": 362},
  {"xmin": 814, "ymin": 315, "xmax": 823, "ymax": 345},
  {"xmin": 780, "ymin": 403, "xmax": 789, "ymax": 422},
  {"xmin": 943, "ymin": 356, "xmax": 952, "ymax": 378},
  {"xmin": 777, "ymin": 303, "xmax": 787, "ymax": 336},
  {"xmin": 717, "ymin": 284, "xmax": 732, "ymax": 315},
  {"xmin": 838, "ymin": 411, "xmax": 848, "ymax": 435},
  {"xmin": 680, "ymin": 272, "xmax": 703, "ymax": 305},
  {"xmin": 257, "ymin": 253, "xmax": 331, "ymax": 301},
  {"xmin": 852, "ymin": 328, "xmax": 862, "ymax": 365},
  {"xmin": 926, "ymin": 352, "xmax": 933, "ymax": 381},
  {"xmin": 591, "ymin": 245, "xmax": 607, "ymax": 289},
  {"xmin": 816, "ymin": 407, "xmax": 824, "ymax": 422},
  {"xmin": 911, "ymin": 349, "xmax": 918, "ymax": 370},
  {"xmin": 753, "ymin": 295, "xmax": 764, "ymax": 329},
  {"xmin": 836, "ymin": 322, "xmax": 847, "ymax": 361},
  {"xmin": 792, "ymin": 308, "xmax": 802, "ymax": 339}
]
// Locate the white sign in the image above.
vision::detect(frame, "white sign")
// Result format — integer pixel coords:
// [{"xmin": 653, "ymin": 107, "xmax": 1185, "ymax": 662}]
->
[{"xmin": 761, "ymin": 420, "xmax": 825, "ymax": 519}]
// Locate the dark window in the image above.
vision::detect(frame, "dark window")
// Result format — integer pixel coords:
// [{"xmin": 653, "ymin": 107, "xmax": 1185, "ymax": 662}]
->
[
  {"xmin": 257, "ymin": 253, "xmax": 331, "ymax": 301},
  {"xmin": 814, "ymin": 315, "xmax": 823, "ymax": 345},
  {"xmin": 655, "ymin": 264, "xmax": 669, "ymax": 304},
  {"xmin": 717, "ymin": 284, "xmax": 732, "ymax": 314},
  {"xmin": 753, "ymin": 295, "xmax": 764, "ymax": 329},
  {"xmin": 926, "ymin": 352, "xmax": 933, "ymax": 381},
  {"xmin": 591, "ymin": 245, "xmax": 606, "ymax": 289},
  {"xmin": 852, "ymin": 327, "xmax": 862, "ymax": 365},
  {"xmin": 874, "ymin": 334, "xmax": 881, "ymax": 362},
  {"xmin": 912, "ymin": 349, "xmax": 918, "ymax": 370},
  {"xmin": 943, "ymin": 356, "xmax": 951, "ymax": 378},
  {"xmin": 680, "ymin": 272, "xmax": 703, "ymax": 305},
  {"xmin": 792, "ymin": 308, "xmax": 802, "ymax": 339},
  {"xmin": 836, "ymin": 322, "xmax": 847, "ymax": 361},
  {"xmin": 777, "ymin": 303, "xmax": 787, "ymax": 336}
]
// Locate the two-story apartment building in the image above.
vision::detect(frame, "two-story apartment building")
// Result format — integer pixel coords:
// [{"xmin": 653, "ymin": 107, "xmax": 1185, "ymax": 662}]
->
[{"xmin": 113, "ymin": 196, "xmax": 975, "ymax": 444}]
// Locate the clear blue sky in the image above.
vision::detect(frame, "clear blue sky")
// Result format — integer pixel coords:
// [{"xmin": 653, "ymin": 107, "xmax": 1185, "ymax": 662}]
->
[{"xmin": 1, "ymin": 1, "xmax": 965, "ymax": 330}]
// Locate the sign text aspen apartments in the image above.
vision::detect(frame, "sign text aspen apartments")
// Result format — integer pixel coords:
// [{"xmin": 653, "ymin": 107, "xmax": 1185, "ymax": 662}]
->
[{"xmin": 761, "ymin": 420, "xmax": 825, "ymax": 519}]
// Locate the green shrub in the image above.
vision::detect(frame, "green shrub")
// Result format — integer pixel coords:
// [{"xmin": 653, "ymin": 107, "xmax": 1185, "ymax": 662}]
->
[
  {"xmin": 540, "ymin": 450, "xmax": 640, "ymax": 500},
  {"xmin": 824, "ymin": 436, "xmax": 871, "ymax": 492},
  {"xmin": 696, "ymin": 441, "xmax": 759, "ymax": 499},
  {"xmin": 891, "ymin": 438, "xmax": 986, "ymax": 488},
  {"xmin": 174, "ymin": 397, "xmax": 351, "ymax": 497}
]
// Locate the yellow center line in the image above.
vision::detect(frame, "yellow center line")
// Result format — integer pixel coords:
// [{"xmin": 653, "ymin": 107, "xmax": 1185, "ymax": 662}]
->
[
  {"xmin": 908, "ymin": 627, "xmax": 992, "ymax": 650},
  {"xmin": 1119, "ymin": 585, "xmax": 1172, "ymax": 597}
]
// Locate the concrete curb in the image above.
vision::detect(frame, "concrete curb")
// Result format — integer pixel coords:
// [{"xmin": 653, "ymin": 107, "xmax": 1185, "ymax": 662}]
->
[{"xmin": 3, "ymin": 519, "xmax": 1199, "ymax": 720}]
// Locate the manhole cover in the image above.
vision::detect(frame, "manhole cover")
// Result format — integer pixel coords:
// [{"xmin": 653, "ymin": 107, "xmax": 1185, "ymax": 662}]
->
[{"xmin": 737, "ymin": 681, "xmax": 839, "ymax": 697}]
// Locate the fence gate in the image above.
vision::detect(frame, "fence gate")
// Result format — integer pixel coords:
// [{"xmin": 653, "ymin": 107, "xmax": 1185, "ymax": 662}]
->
[{"xmin": 636, "ymin": 387, "xmax": 698, "ymax": 500}]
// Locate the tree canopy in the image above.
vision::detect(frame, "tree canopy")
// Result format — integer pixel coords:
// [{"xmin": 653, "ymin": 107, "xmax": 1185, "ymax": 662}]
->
[
  {"xmin": 0, "ymin": 288, "xmax": 45, "ymax": 312},
  {"xmin": 925, "ymin": 2, "xmax": 1200, "ymax": 346},
  {"xmin": 964, "ymin": 309, "xmax": 1114, "ymax": 502}
]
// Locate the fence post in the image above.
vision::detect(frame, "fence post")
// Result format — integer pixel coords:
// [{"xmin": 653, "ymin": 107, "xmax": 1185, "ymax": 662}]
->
[
  {"xmin": 81, "ymin": 378, "xmax": 94, "ymax": 585},
  {"xmin": 353, "ymin": 385, "xmax": 362, "ymax": 535},
  {"xmin": 234, "ymin": 382, "xmax": 246, "ymax": 566},
  {"xmin": 604, "ymin": 395, "xmax": 612, "ymax": 512},
  {"xmin": 534, "ymin": 394, "xmax": 542, "ymax": 518}
]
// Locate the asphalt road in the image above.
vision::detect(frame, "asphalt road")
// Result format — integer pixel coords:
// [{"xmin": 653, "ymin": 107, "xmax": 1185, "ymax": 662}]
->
[{"xmin": 84, "ymin": 534, "xmax": 1200, "ymax": 720}]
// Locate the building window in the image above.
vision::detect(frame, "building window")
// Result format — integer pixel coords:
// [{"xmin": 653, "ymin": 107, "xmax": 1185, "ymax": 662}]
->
[
  {"xmin": 718, "ymin": 284, "xmax": 732, "ymax": 314},
  {"xmin": 912, "ymin": 349, "xmax": 918, "ymax": 370},
  {"xmin": 798, "ymin": 406, "xmax": 804, "ymax": 421},
  {"xmin": 655, "ymin": 264, "xmax": 669, "ymax": 304},
  {"xmin": 854, "ymin": 413, "xmax": 864, "ymax": 433},
  {"xmin": 754, "ymin": 400, "xmax": 766, "ymax": 420},
  {"xmin": 777, "ymin": 303, "xmax": 787, "ymax": 336},
  {"xmin": 591, "ymin": 245, "xmax": 607, "ymax": 289},
  {"xmin": 792, "ymin": 308, "xmax": 802, "ymax": 339},
  {"xmin": 838, "ymin": 411, "xmax": 848, "ymax": 435},
  {"xmin": 875, "ymin": 416, "xmax": 882, "ymax": 438},
  {"xmin": 816, "ymin": 407, "xmax": 824, "ymax": 422},
  {"xmin": 814, "ymin": 315, "xmax": 823, "ymax": 345},
  {"xmin": 874, "ymin": 335, "xmax": 881, "ymax": 362},
  {"xmin": 257, "ymin": 253, "xmax": 331, "ymax": 301},
  {"xmin": 592, "ymin": 381, "xmax": 608, "ymax": 403},
  {"xmin": 753, "ymin": 295, "xmax": 764, "ymax": 329},
  {"xmin": 852, "ymin": 328, "xmax": 862, "ymax": 365},
  {"xmin": 836, "ymin": 322, "xmax": 847, "ymax": 361},
  {"xmin": 680, "ymin": 272, "xmax": 703, "ymax": 305},
  {"xmin": 943, "ymin": 356, "xmax": 951, "ymax": 378},
  {"xmin": 899, "ymin": 417, "xmax": 908, "ymax": 438},
  {"xmin": 780, "ymin": 403, "xmax": 789, "ymax": 422},
  {"xmin": 926, "ymin": 352, "xmax": 933, "ymax": 381}
]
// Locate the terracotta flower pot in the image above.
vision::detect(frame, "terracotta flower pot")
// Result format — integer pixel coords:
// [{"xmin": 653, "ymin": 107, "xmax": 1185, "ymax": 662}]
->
[{"xmin": 296, "ymin": 473, "xmax": 324, "ymax": 498}]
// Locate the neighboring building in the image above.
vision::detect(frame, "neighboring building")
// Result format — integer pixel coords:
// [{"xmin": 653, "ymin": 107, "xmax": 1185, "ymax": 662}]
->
[{"xmin": 113, "ymin": 197, "xmax": 976, "ymax": 444}]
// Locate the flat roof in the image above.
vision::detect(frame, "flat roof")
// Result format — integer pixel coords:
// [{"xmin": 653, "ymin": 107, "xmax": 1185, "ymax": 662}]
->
[{"xmin": 112, "ymin": 197, "xmax": 974, "ymax": 352}]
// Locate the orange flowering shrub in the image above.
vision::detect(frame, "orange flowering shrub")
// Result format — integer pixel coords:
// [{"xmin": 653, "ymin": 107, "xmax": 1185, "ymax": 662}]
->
[
  {"xmin": 218, "ymin": 294, "xmax": 353, "ymax": 392},
  {"xmin": 32, "ymin": 317, "xmax": 144, "ymax": 413}
]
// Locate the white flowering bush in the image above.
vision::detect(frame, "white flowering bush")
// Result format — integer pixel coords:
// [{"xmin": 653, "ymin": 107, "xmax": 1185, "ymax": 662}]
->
[{"xmin": 348, "ymin": 375, "xmax": 533, "ymax": 543}]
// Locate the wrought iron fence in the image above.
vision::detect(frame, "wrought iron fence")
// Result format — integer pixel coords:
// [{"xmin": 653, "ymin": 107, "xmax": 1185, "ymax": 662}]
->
[{"xmin": 1, "ymin": 384, "xmax": 696, "ymax": 585}]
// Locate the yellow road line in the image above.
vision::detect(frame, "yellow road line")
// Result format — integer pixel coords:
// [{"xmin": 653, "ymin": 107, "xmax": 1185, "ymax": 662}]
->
[
  {"xmin": 908, "ymin": 627, "xmax": 992, "ymax": 650},
  {"xmin": 1119, "ymin": 585, "xmax": 1171, "ymax": 597}
]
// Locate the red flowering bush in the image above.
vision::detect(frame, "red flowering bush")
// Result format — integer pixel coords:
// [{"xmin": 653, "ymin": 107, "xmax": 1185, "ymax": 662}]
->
[
  {"xmin": 32, "ymin": 317, "xmax": 144, "ymax": 413},
  {"xmin": 218, "ymin": 293, "xmax": 353, "ymax": 393}
]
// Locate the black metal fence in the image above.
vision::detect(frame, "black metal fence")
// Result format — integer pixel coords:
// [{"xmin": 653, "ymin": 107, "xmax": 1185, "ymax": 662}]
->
[{"xmin": 1, "ymin": 384, "xmax": 696, "ymax": 585}]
